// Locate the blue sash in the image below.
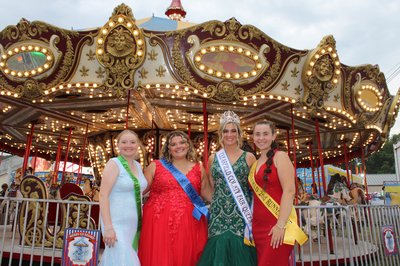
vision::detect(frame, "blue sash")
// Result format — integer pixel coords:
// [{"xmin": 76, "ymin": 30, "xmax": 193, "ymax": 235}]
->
[{"xmin": 160, "ymin": 159, "xmax": 210, "ymax": 221}]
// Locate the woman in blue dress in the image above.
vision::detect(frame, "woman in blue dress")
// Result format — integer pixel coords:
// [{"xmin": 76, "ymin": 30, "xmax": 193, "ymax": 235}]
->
[{"xmin": 99, "ymin": 129, "xmax": 147, "ymax": 265}]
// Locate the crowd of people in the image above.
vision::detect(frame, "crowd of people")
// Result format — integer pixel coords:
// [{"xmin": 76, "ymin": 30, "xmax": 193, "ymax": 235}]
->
[{"xmin": 99, "ymin": 111, "xmax": 307, "ymax": 266}]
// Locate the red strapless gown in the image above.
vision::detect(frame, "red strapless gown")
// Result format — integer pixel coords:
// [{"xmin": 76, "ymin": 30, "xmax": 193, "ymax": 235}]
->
[
  {"xmin": 251, "ymin": 161, "xmax": 294, "ymax": 266},
  {"xmin": 138, "ymin": 161, "xmax": 208, "ymax": 266}
]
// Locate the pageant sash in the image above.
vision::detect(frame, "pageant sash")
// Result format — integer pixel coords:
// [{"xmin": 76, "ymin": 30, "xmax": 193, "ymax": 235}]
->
[
  {"xmin": 117, "ymin": 156, "xmax": 142, "ymax": 251},
  {"xmin": 160, "ymin": 159, "xmax": 210, "ymax": 221},
  {"xmin": 248, "ymin": 163, "xmax": 308, "ymax": 246},
  {"xmin": 215, "ymin": 150, "xmax": 255, "ymax": 246}
]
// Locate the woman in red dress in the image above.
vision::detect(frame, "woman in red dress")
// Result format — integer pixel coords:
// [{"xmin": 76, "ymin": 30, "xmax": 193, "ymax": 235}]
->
[
  {"xmin": 138, "ymin": 130, "xmax": 212, "ymax": 266},
  {"xmin": 250, "ymin": 120, "xmax": 296, "ymax": 266}
]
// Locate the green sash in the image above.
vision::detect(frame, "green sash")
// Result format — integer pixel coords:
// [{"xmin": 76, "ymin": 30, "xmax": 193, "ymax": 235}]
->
[{"xmin": 117, "ymin": 156, "xmax": 142, "ymax": 251}]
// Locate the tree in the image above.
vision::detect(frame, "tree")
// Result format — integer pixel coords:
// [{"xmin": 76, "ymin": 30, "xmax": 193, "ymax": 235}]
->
[{"xmin": 365, "ymin": 133, "xmax": 400, "ymax": 174}]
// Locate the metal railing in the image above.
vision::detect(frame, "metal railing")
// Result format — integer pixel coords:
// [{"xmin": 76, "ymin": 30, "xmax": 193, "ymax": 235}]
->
[
  {"xmin": 294, "ymin": 204, "xmax": 400, "ymax": 266},
  {"xmin": 1, "ymin": 196, "xmax": 399, "ymax": 266},
  {"xmin": 0, "ymin": 196, "xmax": 101, "ymax": 266}
]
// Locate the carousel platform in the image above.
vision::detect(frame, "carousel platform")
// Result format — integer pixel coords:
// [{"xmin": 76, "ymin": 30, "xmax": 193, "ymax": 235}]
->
[{"xmin": 296, "ymin": 235, "xmax": 379, "ymax": 265}]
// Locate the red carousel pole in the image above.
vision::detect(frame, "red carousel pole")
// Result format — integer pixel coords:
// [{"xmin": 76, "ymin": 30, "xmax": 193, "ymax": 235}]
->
[
  {"xmin": 126, "ymin": 89, "xmax": 131, "ymax": 129},
  {"xmin": 290, "ymin": 105, "xmax": 299, "ymax": 204},
  {"xmin": 203, "ymin": 99, "xmax": 209, "ymax": 171},
  {"xmin": 316, "ymin": 158, "xmax": 322, "ymax": 198},
  {"xmin": 315, "ymin": 118, "xmax": 327, "ymax": 195},
  {"xmin": 77, "ymin": 124, "xmax": 89, "ymax": 185},
  {"xmin": 53, "ymin": 137, "xmax": 63, "ymax": 184},
  {"xmin": 361, "ymin": 145, "xmax": 369, "ymax": 195},
  {"xmin": 308, "ymin": 142, "xmax": 316, "ymax": 194},
  {"xmin": 286, "ymin": 129, "xmax": 291, "ymax": 157},
  {"xmin": 61, "ymin": 127, "xmax": 73, "ymax": 185},
  {"xmin": 32, "ymin": 147, "xmax": 38, "ymax": 173},
  {"xmin": 315, "ymin": 118, "xmax": 334, "ymax": 253},
  {"xmin": 22, "ymin": 123, "xmax": 35, "ymax": 175},
  {"xmin": 343, "ymin": 141, "xmax": 351, "ymax": 187}
]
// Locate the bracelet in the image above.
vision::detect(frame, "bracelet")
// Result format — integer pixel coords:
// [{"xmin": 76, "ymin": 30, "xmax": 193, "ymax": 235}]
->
[
  {"xmin": 103, "ymin": 225, "xmax": 114, "ymax": 230},
  {"xmin": 275, "ymin": 223, "xmax": 286, "ymax": 229}
]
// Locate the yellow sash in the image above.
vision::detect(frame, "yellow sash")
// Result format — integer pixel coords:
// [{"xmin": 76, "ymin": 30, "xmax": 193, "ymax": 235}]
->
[{"xmin": 248, "ymin": 163, "xmax": 308, "ymax": 246}]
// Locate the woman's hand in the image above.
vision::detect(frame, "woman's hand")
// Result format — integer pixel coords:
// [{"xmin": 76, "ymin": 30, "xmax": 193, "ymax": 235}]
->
[
  {"xmin": 103, "ymin": 225, "xmax": 117, "ymax": 247},
  {"xmin": 268, "ymin": 224, "xmax": 285, "ymax": 249}
]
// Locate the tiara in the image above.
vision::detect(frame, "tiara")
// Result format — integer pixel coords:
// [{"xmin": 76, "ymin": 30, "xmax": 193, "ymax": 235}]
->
[{"xmin": 220, "ymin": 110, "xmax": 240, "ymax": 125}]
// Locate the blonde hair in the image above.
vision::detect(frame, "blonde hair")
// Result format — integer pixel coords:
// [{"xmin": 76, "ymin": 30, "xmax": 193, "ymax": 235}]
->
[
  {"xmin": 161, "ymin": 130, "xmax": 198, "ymax": 162},
  {"xmin": 218, "ymin": 122, "xmax": 243, "ymax": 149},
  {"xmin": 116, "ymin": 129, "xmax": 143, "ymax": 159}
]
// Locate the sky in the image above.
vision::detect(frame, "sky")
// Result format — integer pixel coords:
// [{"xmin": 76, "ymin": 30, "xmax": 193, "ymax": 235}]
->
[{"xmin": 1, "ymin": 0, "xmax": 400, "ymax": 135}]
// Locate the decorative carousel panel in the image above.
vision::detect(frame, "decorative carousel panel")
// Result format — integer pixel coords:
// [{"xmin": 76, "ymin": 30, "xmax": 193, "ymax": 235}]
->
[
  {"xmin": 302, "ymin": 35, "xmax": 341, "ymax": 110},
  {"xmin": 96, "ymin": 5, "xmax": 146, "ymax": 97},
  {"xmin": 165, "ymin": 17, "xmax": 307, "ymax": 103},
  {"xmin": 187, "ymin": 37, "xmax": 268, "ymax": 82}
]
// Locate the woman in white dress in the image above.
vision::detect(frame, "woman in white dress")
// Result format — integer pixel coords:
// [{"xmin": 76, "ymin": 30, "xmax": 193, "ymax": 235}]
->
[{"xmin": 99, "ymin": 129, "xmax": 147, "ymax": 265}]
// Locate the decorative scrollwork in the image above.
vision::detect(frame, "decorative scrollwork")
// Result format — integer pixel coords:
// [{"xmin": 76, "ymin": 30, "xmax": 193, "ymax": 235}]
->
[
  {"xmin": 17, "ymin": 79, "xmax": 45, "ymax": 99},
  {"xmin": 212, "ymin": 81, "xmax": 236, "ymax": 102}
]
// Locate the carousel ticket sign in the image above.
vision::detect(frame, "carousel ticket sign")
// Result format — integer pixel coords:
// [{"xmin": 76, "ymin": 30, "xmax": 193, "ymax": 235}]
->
[
  {"xmin": 62, "ymin": 228, "xmax": 101, "ymax": 266},
  {"xmin": 381, "ymin": 225, "xmax": 398, "ymax": 256}
]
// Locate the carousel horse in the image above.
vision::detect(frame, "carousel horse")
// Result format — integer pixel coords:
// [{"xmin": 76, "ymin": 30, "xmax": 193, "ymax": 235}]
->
[
  {"xmin": 348, "ymin": 183, "xmax": 367, "ymax": 205},
  {"xmin": 299, "ymin": 175, "xmax": 349, "ymax": 241},
  {"xmin": 83, "ymin": 178, "xmax": 100, "ymax": 202}
]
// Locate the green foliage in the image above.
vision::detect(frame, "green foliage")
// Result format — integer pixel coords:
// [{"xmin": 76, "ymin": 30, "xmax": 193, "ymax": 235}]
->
[{"xmin": 365, "ymin": 133, "xmax": 400, "ymax": 174}]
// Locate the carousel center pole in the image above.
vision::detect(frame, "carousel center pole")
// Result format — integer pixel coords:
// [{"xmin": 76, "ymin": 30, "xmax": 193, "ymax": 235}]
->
[
  {"xmin": 315, "ymin": 118, "xmax": 327, "ymax": 195},
  {"xmin": 61, "ymin": 127, "xmax": 73, "ymax": 185},
  {"xmin": 203, "ymin": 99, "xmax": 208, "ymax": 171}
]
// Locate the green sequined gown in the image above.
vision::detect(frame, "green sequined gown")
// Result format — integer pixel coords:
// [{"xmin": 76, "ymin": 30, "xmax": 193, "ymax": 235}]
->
[{"xmin": 198, "ymin": 151, "xmax": 257, "ymax": 266}]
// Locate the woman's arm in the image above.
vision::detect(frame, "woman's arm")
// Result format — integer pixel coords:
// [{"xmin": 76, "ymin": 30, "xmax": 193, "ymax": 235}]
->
[
  {"xmin": 142, "ymin": 161, "xmax": 156, "ymax": 195},
  {"xmin": 269, "ymin": 151, "xmax": 295, "ymax": 248},
  {"xmin": 200, "ymin": 163, "xmax": 213, "ymax": 203},
  {"xmin": 99, "ymin": 159, "xmax": 119, "ymax": 247}
]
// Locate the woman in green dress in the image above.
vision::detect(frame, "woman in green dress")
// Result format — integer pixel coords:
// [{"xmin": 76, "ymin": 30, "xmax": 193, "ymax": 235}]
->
[{"xmin": 198, "ymin": 111, "xmax": 257, "ymax": 266}]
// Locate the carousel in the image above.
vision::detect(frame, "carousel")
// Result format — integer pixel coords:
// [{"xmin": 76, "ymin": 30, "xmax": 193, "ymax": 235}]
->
[{"xmin": 0, "ymin": 1, "xmax": 399, "ymax": 264}]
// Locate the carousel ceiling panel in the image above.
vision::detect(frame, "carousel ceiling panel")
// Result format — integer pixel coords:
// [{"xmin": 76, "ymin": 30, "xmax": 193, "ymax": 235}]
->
[
  {"xmin": 133, "ymin": 37, "xmax": 180, "ymax": 86},
  {"xmin": 0, "ymin": 3, "xmax": 399, "ymax": 166},
  {"xmin": 266, "ymin": 55, "xmax": 307, "ymax": 103},
  {"xmin": 68, "ymin": 39, "xmax": 106, "ymax": 84}
]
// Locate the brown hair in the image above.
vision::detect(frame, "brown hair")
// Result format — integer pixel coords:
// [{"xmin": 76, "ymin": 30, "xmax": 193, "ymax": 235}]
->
[
  {"xmin": 161, "ymin": 130, "xmax": 198, "ymax": 162},
  {"xmin": 253, "ymin": 120, "xmax": 278, "ymax": 182}
]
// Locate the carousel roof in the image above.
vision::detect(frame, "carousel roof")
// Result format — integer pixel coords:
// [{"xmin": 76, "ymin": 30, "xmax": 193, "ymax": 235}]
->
[{"xmin": 0, "ymin": 3, "xmax": 399, "ymax": 172}]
